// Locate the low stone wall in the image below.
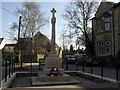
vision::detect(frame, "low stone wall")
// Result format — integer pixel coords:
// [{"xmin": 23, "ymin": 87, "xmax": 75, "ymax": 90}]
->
[
  {"xmin": 65, "ymin": 71, "xmax": 117, "ymax": 83},
  {"xmin": 2, "ymin": 73, "xmax": 16, "ymax": 88}
]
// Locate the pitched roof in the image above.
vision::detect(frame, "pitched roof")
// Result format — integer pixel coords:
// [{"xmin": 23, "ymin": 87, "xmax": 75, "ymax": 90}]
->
[
  {"xmin": 5, "ymin": 44, "xmax": 16, "ymax": 47},
  {"xmin": 34, "ymin": 32, "xmax": 50, "ymax": 42},
  {"xmin": 113, "ymin": 2, "xmax": 120, "ymax": 8},
  {"xmin": 95, "ymin": 1, "xmax": 114, "ymax": 18}
]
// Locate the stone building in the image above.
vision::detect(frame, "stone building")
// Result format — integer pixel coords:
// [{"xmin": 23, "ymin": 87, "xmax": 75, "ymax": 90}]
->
[
  {"xmin": 17, "ymin": 32, "xmax": 62, "ymax": 62},
  {"xmin": 92, "ymin": 1, "xmax": 120, "ymax": 61},
  {"xmin": 1, "ymin": 32, "xmax": 62, "ymax": 63},
  {"xmin": 3, "ymin": 44, "xmax": 16, "ymax": 54},
  {"xmin": 0, "ymin": 38, "xmax": 5, "ymax": 86},
  {"xmin": 2, "ymin": 44, "xmax": 17, "ymax": 63}
]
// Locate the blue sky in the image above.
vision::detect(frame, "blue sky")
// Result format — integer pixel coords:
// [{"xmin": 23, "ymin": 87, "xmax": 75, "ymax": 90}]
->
[
  {"xmin": 1, "ymin": 2, "xmax": 68, "ymax": 46},
  {"xmin": 0, "ymin": 0, "xmax": 120, "ymax": 48}
]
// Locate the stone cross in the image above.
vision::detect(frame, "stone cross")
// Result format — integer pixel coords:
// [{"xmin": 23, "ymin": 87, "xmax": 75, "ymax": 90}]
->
[
  {"xmin": 51, "ymin": 8, "xmax": 56, "ymax": 17},
  {"xmin": 51, "ymin": 8, "xmax": 56, "ymax": 53}
]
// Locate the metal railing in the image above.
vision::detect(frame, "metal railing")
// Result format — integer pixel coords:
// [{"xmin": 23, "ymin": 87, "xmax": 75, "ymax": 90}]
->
[
  {"xmin": 3, "ymin": 55, "xmax": 119, "ymax": 82},
  {"xmin": 64, "ymin": 57, "xmax": 120, "ymax": 82},
  {"xmin": 4, "ymin": 57, "xmax": 16, "ymax": 82}
]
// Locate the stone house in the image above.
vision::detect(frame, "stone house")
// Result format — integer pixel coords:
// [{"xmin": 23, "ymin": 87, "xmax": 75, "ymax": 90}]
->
[
  {"xmin": 2, "ymin": 44, "xmax": 16, "ymax": 54},
  {"xmin": 2, "ymin": 44, "xmax": 17, "ymax": 62},
  {"xmin": 17, "ymin": 32, "xmax": 62, "ymax": 62},
  {"xmin": 92, "ymin": 1, "xmax": 120, "ymax": 62},
  {"xmin": 0, "ymin": 38, "xmax": 4, "ymax": 88}
]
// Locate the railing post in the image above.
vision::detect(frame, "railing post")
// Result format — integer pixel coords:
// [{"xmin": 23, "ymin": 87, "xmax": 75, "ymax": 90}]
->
[
  {"xmin": 115, "ymin": 57, "xmax": 118, "ymax": 82},
  {"xmin": 11, "ymin": 58, "xmax": 13, "ymax": 75},
  {"xmin": 39, "ymin": 59, "xmax": 41, "ymax": 70},
  {"xmin": 83, "ymin": 59, "xmax": 84, "ymax": 73},
  {"xmin": 30, "ymin": 57, "xmax": 32, "ymax": 73},
  {"xmin": 62, "ymin": 61, "xmax": 63, "ymax": 69},
  {"xmin": 8, "ymin": 57, "xmax": 11, "ymax": 78},
  {"xmin": 66, "ymin": 60, "xmax": 68, "ymax": 70},
  {"xmin": 13, "ymin": 58, "xmax": 15, "ymax": 72},
  {"xmin": 13, "ymin": 57, "xmax": 15, "ymax": 72},
  {"xmin": 101, "ymin": 57, "xmax": 103, "ymax": 78},
  {"xmin": 5, "ymin": 58, "xmax": 8, "ymax": 82},
  {"xmin": 91, "ymin": 59, "xmax": 92, "ymax": 75},
  {"xmin": 76, "ymin": 60, "xmax": 78, "ymax": 71}
]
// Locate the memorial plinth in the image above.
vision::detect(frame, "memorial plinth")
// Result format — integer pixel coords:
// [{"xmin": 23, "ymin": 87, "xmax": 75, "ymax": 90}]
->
[{"xmin": 31, "ymin": 8, "xmax": 80, "ymax": 85}]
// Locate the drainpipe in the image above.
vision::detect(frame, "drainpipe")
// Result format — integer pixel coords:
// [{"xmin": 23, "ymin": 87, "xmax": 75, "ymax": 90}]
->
[
  {"xmin": 112, "ymin": 5, "xmax": 118, "ymax": 82},
  {"xmin": 112, "ymin": 3, "xmax": 115, "ymax": 60}
]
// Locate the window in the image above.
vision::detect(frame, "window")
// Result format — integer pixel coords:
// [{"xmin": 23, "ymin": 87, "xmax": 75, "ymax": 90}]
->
[
  {"xmin": 104, "ymin": 18, "xmax": 110, "ymax": 31},
  {"xmin": 105, "ymin": 41, "xmax": 111, "ymax": 55},
  {"xmin": 100, "ymin": 20, "xmax": 103, "ymax": 32},
  {"xmin": 106, "ymin": 47, "xmax": 110, "ymax": 55},
  {"xmin": 105, "ymin": 41, "xmax": 110, "ymax": 45},
  {"xmin": 101, "ymin": 41, "xmax": 104, "ymax": 46},
  {"xmin": 96, "ymin": 20, "xmax": 100, "ymax": 33},
  {"xmin": 96, "ymin": 20, "xmax": 103, "ymax": 33},
  {"xmin": 105, "ymin": 23, "xmax": 110, "ymax": 31},
  {"xmin": 104, "ymin": 18, "xmax": 109, "ymax": 22},
  {"xmin": 97, "ymin": 41, "xmax": 104, "ymax": 56},
  {"xmin": 101, "ymin": 47, "xmax": 104, "ymax": 55},
  {"xmin": 100, "ymin": 42, "xmax": 104, "ymax": 56},
  {"xmin": 97, "ymin": 41, "xmax": 99, "ymax": 46},
  {"xmin": 96, "ymin": 41, "xmax": 100, "ymax": 56}
]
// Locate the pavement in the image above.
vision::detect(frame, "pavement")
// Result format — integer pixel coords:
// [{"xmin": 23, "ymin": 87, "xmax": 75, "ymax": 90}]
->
[
  {"xmin": 1, "ymin": 63, "xmax": 120, "ymax": 90},
  {"xmin": 10, "ymin": 73, "xmax": 118, "ymax": 88}
]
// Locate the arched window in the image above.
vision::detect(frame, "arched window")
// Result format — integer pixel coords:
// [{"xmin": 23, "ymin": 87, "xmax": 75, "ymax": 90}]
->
[
  {"xmin": 105, "ymin": 41, "xmax": 110, "ymax": 45},
  {"xmin": 106, "ymin": 47, "xmax": 110, "ymax": 55},
  {"xmin": 97, "ymin": 41, "xmax": 104, "ymax": 56},
  {"xmin": 105, "ymin": 41, "xmax": 111, "ymax": 55}
]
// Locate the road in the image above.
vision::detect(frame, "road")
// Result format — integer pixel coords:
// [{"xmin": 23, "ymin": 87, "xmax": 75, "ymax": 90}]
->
[{"xmin": 2, "ymin": 63, "xmax": 120, "ymax": 81}]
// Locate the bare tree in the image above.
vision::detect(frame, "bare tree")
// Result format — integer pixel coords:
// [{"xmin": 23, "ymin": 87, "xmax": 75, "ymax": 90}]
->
[
  {"xmin": 9, "ymin": 2, "xmax": 47, "ymax": 40},
  {"xmin": 9, "ymin": 2, "xmax": 47, "ymax": 66},
  {"xmin": 60, "ymin": 29, "xmax": 75, "ymax": 50},
  {"xmin": 63, "ymin": 0, "xmax": 98, "ymax": 54},
  {"xmin": 10, "ymin": 2, "xmax": 48, "ymax": 52}
]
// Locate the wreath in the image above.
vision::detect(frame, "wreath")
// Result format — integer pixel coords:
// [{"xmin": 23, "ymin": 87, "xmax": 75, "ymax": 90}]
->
[{"xmin": 47, "ymin": 67, "xmax": 64, "ymax": 77}]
